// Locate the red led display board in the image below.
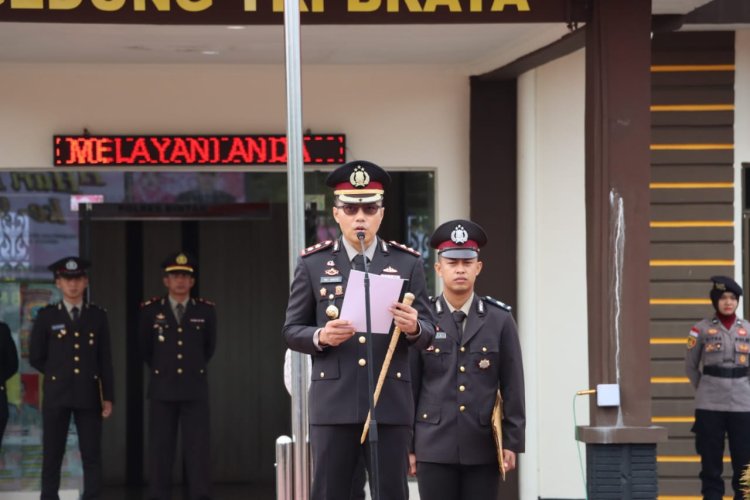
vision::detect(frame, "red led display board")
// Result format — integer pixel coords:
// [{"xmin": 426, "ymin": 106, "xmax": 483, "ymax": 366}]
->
[{"xmin": 54, "ymin": 134, "xmax": 346, "ymax": 167}]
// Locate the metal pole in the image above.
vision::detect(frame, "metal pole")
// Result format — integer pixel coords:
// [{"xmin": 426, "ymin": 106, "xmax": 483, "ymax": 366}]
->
[
  {"xmin": 275, "ymin": 436, "xmax": 294, "ymax": 500},
  {"xmin": 283, "ymin": 1, "xmax": 310, "ymax": 499}
]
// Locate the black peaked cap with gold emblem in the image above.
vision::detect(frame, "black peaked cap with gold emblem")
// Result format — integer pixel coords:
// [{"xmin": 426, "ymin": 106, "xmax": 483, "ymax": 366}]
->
[
  {"xmin": 325, "ymin": 160, "xmax": 391, "ymax": 204},
  {"xmin": 430, "ymin": 219, "xmax": 488, "ymax": 259},
  {"xmin": 162, "ymin": 251, "xmax": 197, "ymax": 274},
  {"xmin": 710, "ymin": 275, "xmax": 742, "ymax": 298},
  {"xmin": 48, "ymin": 256, "xmax": 90, "ymax": 278}
]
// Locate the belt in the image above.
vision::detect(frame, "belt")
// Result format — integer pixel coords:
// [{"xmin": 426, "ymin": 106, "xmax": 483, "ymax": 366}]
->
[{"xmin": 703, "ymin": 366, "xmax": 750, "ymax": 378}]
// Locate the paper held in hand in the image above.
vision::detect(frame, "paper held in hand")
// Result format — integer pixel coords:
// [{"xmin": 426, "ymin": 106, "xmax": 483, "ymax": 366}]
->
[
  {"xmin": 339, "ymin": 270, "xmax": 406, "ymax": 334},
  {"xmin": 491, "ymin": 389, "xmax": 507, "ymax": 481}
]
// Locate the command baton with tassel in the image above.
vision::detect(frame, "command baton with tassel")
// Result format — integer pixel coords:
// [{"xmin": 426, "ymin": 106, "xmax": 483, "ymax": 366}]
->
[{"xmin": 361, "ymin": 292, "xmax": 416, "ymax": 444}]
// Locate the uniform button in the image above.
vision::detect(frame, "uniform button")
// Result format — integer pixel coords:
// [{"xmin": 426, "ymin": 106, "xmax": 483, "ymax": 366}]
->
[
  {"xmin": 435, "ymin": 348, "xmax": 441, "ymax": 354},
  {"xmin": 94, "ymin": 375, "xmax": 98, "ymax": 380},
  {"xmin": 459, "ymin": 405, "xmax": 466, "ymax": 412},
  {"xmin": 358, "ymin": 359, "xmax": 366, "ymax": 367},
  {"xmin": 459, "ymin": 366, "xmax": 466, "ymax": 373},
  {"xmin": 51, "ymin": 376, "xmax": 56, "ymax": 381},
  {"xmin": 396, "ymin": 372, "xmax": 402, "ymax": 379},
  {"xmin": 74, "ymin": 344, "xmax": 80, "ymax": 350},
  {"xmin": 177, "ymin": 368, "xmax": 183, "ymax": 374},
  {"xmin": 177, "ymin": 354, "xmax": 183, "ymax": 360},
  {"xmin": 74, "ymin": 356, "xmax": 80, "ymax": 362},
  {"xmin": 320, "ymin": 372, "xmax": 325, "ymax": 378},
  {"xmin": 482, "ymin": 347, "xmax": 488, "ymax": 353},
  {"xmin": 74, "ymin": 332, "xmax": 80, "ymax": 337},
  {"xmin": 74, "ymin": 368, "xmax": 80, "ymax": 374},
  {"xmin": 460, "ymin": 346, "xmax": 465, "ymax": 352},
  {"xmin": 422, "ymin": 413, "xmax": 428, "ymax": 419},
  {"xmin": 459, "ymin": 385, "xmax": 466, "ymax": 392},
  {"xmin": 359, "ymin": 336, "xmax": 366, "ymax": 344},
  {"xmin": 89, "ymin": 340, "xmax": 94, "ymax": 345},
  {"xmin": 90, "ymin": 332, "xmax": 95, "ymax": 338},
  {"xmin": 178, "ymin": 327, "xmax": 183, "ymax": 333},
  {"xmin": 200, "ymin": 369, "xmax": 205, "ymax": 374},
  {"xmin": 154, "ymin": 369, "xmax": 160, "ymax": 375},
  {"xmin": 178, "ymin": 340, "xmax": 183, "ymax": 346}
]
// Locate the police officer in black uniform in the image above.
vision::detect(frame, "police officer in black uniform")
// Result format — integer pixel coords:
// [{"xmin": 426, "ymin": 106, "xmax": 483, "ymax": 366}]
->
[
  {"xmin": 140, "ymin": 252, "xmax": 216, "ymax": 500},
  {"xmin": 1, "ymin": 320, "xmax": 19, "ymax": 450},
  {"xmin": 283, "ymin": 160, "xmax": 436, "ymax": 500},
  {"xmin": 409, "ymin": 220, "xmax": 525, "ymax": 500},
  {"xmin": 29, "ymin": 257, "xmax": 115, "ymax": 500},
  {"xmin": 685, "ymin": 276, "xmax": 750, "ymax": 500}
]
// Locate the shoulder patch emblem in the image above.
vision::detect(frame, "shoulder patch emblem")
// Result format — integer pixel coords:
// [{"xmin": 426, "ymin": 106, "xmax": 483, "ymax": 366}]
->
[
  {"xmin": 483, "ymin": 296, "xmax": 512, "ymax": 312},
  {"xmin": 301, "ymin": 240, "xmax": 334, "ymax": 257},
  {"xmin": 140, "ymin": 296, "xmax": 160, "ymax": 308},
  {"xmin": 387, "ymin": 240, "xmax": 420, "ymax": 256},
  {"xmin": 687, "ymin": 336, "xmax": 697, "ymax": 350}
]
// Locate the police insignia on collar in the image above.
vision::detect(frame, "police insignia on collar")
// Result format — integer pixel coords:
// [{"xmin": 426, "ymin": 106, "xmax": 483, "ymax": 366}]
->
[
  {"xmin": 450, "ymin": 224, "xmax": 469, "ymax": 245},
  {"xmin": 350, "ymin": 165, "xmax": 370, "ymax": 188}
]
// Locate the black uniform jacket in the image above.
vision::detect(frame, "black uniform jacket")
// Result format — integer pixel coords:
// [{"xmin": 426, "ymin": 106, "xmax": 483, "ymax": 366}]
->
[
  {"xmin": 139, "ymin": 296, "xmax": 217, "ymax": 401},
  {"xmin": 1, "ymin": 322, "xmax": 19, "ymax": 393},
  {"xmin": 411, "ymin": 295, "xmax": 525, "ymax": 465},
  {"xmin": 283, "ymin": 237, "xmax": 437, "ymax": 426},
  {"xmin": 29, "ymin": 302, "xmax": 114, "ymax": 410}
]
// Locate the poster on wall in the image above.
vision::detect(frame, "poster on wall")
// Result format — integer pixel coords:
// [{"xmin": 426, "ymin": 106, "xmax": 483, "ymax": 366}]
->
[
  {"xmin": 0, "ymin": 283, "xmax": 83, "ymax": 494},
  {"xmin": 0, "ymin": 172, "xmax": 125, "ymax": 280}
]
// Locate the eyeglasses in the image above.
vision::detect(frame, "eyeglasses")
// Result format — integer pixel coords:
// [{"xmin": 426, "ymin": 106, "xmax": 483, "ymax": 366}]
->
[{"xmin": 335, "ymin": 204, "xmax": 382, "ymax": 216}]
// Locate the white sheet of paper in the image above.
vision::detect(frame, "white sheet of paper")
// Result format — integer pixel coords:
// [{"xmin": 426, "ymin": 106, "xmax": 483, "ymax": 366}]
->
[{"xmin": 339, "ymin": 270, "xmax": 405, "ymax": 334}]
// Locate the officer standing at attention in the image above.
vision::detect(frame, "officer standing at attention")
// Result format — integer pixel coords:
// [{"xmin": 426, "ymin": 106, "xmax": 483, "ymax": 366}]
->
[
  {"xmin": 409, "ymin": 220, "xmax": 525, "ymax": 500},
  {"xmin": 140, "ymin": 252, "xmax": 216, "ymax": 500},
  {"xmin": 1, "ymin": 320, "xmax": 19, "ymax": 450},
  {"xmin": 685, "ymin": 276, "xmax": 750, "ymax": 500},
  {"xmin": 29, "ymin": 257, "xmax": 114, "ymax": 500},
  {"xmin": 283, "ymin": 160, "xmax": 436, "ymax": 500}
]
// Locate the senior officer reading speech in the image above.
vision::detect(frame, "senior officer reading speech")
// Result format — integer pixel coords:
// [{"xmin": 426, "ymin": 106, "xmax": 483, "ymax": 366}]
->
[
  {"xmin": 283, "ymin": 160, "xmax": 436, "ymax": 500},
  {"xmin": 410, "ymin": 220, "xmax": 525, "ymax": 500}
]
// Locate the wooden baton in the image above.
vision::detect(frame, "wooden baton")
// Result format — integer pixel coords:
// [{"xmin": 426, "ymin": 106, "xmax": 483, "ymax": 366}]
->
[{"xmin": 360, "ymin": 292, "xmax": 416, "ymax": 444}]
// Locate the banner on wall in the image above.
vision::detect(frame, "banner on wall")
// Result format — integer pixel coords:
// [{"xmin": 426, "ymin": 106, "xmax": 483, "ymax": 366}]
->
[{"xmin": 0, "ymin": 1, "xmax": 587, "ymax": 25}]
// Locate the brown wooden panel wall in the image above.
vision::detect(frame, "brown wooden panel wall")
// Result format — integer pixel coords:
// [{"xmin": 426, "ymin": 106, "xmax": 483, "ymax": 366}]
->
[{"xmin": 649, "ymin": 31, "xmax": 736, "ymax": 499}]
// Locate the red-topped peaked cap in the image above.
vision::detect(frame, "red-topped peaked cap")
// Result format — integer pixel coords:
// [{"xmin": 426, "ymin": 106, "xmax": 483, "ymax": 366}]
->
[
  {"xmin": 430, "ymin": 219, "xmax": 488, "ymax": 259},
  {"xmin": 325, "ymin": 160, "xmax": 391, "ymax": 204}
]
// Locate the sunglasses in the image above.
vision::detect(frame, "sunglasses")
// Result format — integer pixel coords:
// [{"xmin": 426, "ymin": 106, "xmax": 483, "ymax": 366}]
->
[{"xmin": 335, "ymin": 203, "xmax": 382, "ymax": 216}]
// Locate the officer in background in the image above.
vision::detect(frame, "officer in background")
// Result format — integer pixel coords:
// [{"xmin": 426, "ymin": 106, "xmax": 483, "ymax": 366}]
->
[
  {"xmin": 409, "ymin": 220, "xmax": 525, "ymax": 500},
  {"xmin": 685, "ymin": 276, "xmax": 750, "ymax": 500},
  {"xmin": 140, "ymin": 252, "xmax": 217, "ymax": 500},
  {"xmin": 283, "ymin": 160, "xmax": 436, "ymax": 500},
  {"xmin": 1, "ymin": 321, "xmax": 19, "ymax": 450},
  {"xmin": 29, "ymin": 257, "xmax": 115, "ymax": 500}
]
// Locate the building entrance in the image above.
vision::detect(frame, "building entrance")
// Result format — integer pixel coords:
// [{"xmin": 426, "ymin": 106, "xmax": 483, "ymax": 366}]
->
[{"xmin": 84, "ymin": 203, "xmax": 291, "ymax": 494}]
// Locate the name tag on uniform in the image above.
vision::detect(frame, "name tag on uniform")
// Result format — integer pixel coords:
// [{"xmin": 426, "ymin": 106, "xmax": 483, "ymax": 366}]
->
[
  {"xmin": 190, "ymin": 318, "xmax": 205, "ymax": 323},
  {"xmin": 52, "ymin": 324, "xmax": 65, "ymax": 331},
  {"xmin": 435, "ymin": 331, "xmax": 447, "ymax": 340},
  {"xmin": 320, "ymin": 276, "xmax": 343, "ymax": 284}
]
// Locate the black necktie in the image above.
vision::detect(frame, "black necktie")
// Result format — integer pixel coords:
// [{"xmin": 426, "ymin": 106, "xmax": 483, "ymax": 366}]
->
[
  {"xmin": 175, "ymin": 303, "xmax": 185, "ymax": 323},
  {"xmin": 351, "ymin": 255, "xmax": 369, "ymax": 271},
  {"xmin": 71, "ymin": 306, "xmax": 80, "ymax": 322},
  {"xmin": 452, "ymin": 310, "xmax": 467, "ymax": 332}
]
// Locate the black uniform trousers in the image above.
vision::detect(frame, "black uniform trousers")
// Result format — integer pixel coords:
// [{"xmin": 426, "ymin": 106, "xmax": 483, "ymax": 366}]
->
[
  {"xmin": 417, "ymin": 462, "xmax": 499, "ymax": 500},
  {"xmin": 311, "ymin": 424, "xmax": 410, "ymax": 500},
  {"xmin": 693, "ymin": 409, "xmax": 750, "ymax": 500},
  {"xmin": 0, "ymin": 389, "xmax": 7, "ymax": 450},
  {"xmin": 148, "ymin": 399, "xmax": 211, "ymax": 500},
  {"xmin": 41, "ymin": 405, "xmax": 102, "ymax": 500}
]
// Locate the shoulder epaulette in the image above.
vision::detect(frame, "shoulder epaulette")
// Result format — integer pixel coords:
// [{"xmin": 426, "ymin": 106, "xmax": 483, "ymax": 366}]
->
[
  {"xmin": 300, "ymin": 240, "xmax": 333, "ymax": 257},
  {"xmin": 429, "ymin": 296, "xmax": 438, "ymax": 303},
  {"xmin": 483, "ymin": 296, "xmax": 512, "ymax": 312},
  {"xmin": 388, "ymin": 240, "xmax": 420, "ymax": 257},
  {"xmin": 86, "ymin": 303, "xmax": 106, "ymax": 312},
  {"xmin": 140, "ymin": 296, "xmax": 161, "ymax": 308},
  {"xmin": 195, "ymin": 297, "xmax": 215, "ymax": 306}
]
